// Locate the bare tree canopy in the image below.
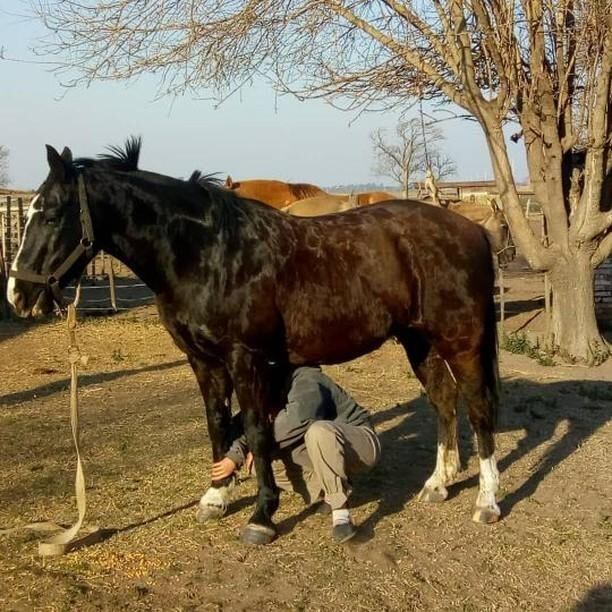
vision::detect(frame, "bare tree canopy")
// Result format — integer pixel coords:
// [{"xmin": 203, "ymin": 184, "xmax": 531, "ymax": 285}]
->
[
  {"xmin": 371, "ymin": 118, "xmax": 455, "ymax": 196},
  {"xmin": 33, "ymin": 1, "xmax": 612, "ymax": 363},
  {"xmin": 0, "ymin": 146, "xmax": 9, "ymax": 187}
]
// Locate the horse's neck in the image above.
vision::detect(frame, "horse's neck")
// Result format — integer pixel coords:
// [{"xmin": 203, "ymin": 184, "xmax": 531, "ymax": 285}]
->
[
  {"xmin": 89, "ymin": 172, "xmax": 215, "ymax": 295},
  {"xmin": 482, "ymin": 213, "xmax": 504, "ymax": 250}
]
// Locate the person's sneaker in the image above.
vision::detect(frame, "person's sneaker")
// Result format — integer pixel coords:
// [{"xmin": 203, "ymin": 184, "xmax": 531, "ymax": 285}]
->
[{"xmin": 332, "ymin": 521, "xmax": 357, "ymax": 543}]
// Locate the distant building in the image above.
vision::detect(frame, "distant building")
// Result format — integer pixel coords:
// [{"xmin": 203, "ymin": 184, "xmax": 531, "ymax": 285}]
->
[{"xmin": 413, "ymin": 180, "xmax": 534, "ymax": 201}]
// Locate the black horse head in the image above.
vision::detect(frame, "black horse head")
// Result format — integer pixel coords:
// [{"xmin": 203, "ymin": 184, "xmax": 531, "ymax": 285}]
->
[
  {"xmin": 7, "ymin": 138, "xmax": 144, "ymax": 318},
  {"xmin": 7, "ymin": 145, "xmax": 92, "ymax": 317}
]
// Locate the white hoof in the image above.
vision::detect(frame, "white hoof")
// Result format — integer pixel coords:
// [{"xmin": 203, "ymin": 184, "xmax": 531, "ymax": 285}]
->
[
  {"xmin": 472, "ymin": 504, "xmax": 501, "ymax": 524},
  {"xmin": 196, "ymin": 485, "xmax": 232, "ymax": 523},
  {"xmin": 418, "ymin": 485, "xmax": 449, "ymax": 503}
]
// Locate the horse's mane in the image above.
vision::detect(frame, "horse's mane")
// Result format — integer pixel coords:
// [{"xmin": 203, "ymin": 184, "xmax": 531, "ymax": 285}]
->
[
  {"xmin": 73, "ymin": 137, "xmax": 275, "ymax": 243},
  {"xmin": 191, "ymin": 170, "xmax": 271, "ymax": 244},
  {"xmin": 74, "ymin": 136, "xmax": 142, "ymax": 171}
]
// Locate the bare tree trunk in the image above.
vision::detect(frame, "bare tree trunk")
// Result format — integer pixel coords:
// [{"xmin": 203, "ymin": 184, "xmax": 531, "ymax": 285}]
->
[
  {"xmin": 402, "ymin": 164, "xmax": 409, "ymax": 199},
  {"xmin": 548, "ymin": 249, "xmax": 610, "ymax": 364}
]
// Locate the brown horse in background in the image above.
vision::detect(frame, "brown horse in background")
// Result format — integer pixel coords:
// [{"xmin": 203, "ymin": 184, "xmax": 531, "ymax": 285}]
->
[
  {"xmin": 356, "ymin": 191, "xmax": 396, "ymax": 205},
  {"xmin": 282, "ymin": 193, "xmax": 358, "ymax": 216},
  {"xmin": 448, "ymin": 200, "xmax": 516, "ymax": 266},
  {"xmin": 225, "ymin": 176, "xmax": 326, "ymax": 209}
]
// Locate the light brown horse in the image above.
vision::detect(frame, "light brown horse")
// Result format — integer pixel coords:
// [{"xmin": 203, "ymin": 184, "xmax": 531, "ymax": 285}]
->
[
  {"xmin": 356, "ymin": 191, "xmax": 396, "ymax": 205},
  {"xmin": 282, "ymin": 193, "xmax": 358, "ymax": 216},
  {"xmin": 225, "ymin": 177, "xmax": 326, "ymax": 209},
  {"xmin": 448, "ymin": 199, "xmax": 516, "ymax": 266}
]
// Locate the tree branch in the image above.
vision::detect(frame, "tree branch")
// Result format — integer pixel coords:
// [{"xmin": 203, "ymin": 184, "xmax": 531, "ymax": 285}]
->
[{"xmin": 592, "ymin": 231, "xmax": 612, "ymax": 268}]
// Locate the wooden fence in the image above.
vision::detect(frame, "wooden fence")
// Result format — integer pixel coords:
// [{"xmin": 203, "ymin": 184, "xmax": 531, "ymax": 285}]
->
[{"xmin": 0, "ymin": 195, "xmax": 154, "ymax": 317}]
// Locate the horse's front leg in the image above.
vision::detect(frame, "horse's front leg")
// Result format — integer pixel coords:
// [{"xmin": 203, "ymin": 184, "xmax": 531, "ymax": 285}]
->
[
  {"xmin": 230, "ymin": 350, "xmax": 280, "ymax": 545},
  {"xmin": 188, "ymin": 355, "xmax": 235, "ymax": 521}
]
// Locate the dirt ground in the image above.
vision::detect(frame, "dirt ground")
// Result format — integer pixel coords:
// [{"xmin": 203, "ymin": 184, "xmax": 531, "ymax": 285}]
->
[{"xmin": 1, "ymin": 267, "xmax": 611, "ymax": 612}]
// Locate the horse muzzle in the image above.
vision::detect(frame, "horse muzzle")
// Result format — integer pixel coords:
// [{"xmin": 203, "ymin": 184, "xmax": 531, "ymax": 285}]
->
[{"xmin": 7, "ymin": 282, "xmax": 55, "ymax": 318}]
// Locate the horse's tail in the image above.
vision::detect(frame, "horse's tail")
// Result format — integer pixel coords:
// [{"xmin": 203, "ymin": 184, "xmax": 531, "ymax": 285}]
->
[{"xmin": 480, "ymin": 230, "xmax": 500, "ymax": 421}]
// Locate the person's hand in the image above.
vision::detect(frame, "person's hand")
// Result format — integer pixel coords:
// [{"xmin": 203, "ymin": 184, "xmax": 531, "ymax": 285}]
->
[
  {"xmin": 211, "ymin": 457, "xmax": 237, "ymax": 480},
  {"xmin": 245, "ymin": 452, "xmax": 254, "ymax": 475}
]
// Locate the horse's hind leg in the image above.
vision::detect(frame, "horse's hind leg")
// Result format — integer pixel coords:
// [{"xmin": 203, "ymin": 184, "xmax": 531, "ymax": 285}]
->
[
  {"xmin": 398, "ymin": 330, "xmax": 460, "ymax": 503},
  {"xmin": 448, "ymin": 354, "xmax": 500, "ymax": 524}
]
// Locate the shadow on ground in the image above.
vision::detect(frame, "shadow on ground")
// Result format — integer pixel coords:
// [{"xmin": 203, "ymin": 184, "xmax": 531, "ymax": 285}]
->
[
  {"xmin": 0, "ymin": 359, "xmax": 187, "ymax": 406},
  {"xmin": 278, "ymin": 376, "xmax": 611, "ymax": 539},
  {"xmin": 573, "ymin": 583, "xmax": 612, "ymax": 611}
]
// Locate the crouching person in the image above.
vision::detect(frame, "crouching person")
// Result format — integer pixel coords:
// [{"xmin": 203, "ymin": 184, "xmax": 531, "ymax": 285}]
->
[{"xmin": 197, "ymin": 366, "xmax": 381, "ymax": 543}]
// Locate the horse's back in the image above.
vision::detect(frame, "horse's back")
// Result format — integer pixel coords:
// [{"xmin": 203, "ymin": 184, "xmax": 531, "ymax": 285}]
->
[
  {"xmin": 277, "ymin": 200, "xmax": 493, "ymax": 363},
  {"xmin": 283, "ymin": 194, "xmax": 352, "ymax": 216},
  {"xmin": 227, "ymin": 179, "xmax": 325, "ymax": 208},
  {"xmin": 357, "ymin": 191, "xmax": 396, "ymax": 205}
]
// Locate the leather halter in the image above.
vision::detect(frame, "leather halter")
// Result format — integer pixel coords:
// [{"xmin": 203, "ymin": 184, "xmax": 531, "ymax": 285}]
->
[{"xmin": 9, "ymin": 175, "xmax": 96, "ymax": 308}]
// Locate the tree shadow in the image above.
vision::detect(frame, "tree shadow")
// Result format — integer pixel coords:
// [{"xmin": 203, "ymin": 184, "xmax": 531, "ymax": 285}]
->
[
  {"xmin": 279, "ymin": 376, "xmax": 611, "ymax": 540},
  {"xmin": 0, "ymin": 359, "xmax": 187, "ymax": 407}
]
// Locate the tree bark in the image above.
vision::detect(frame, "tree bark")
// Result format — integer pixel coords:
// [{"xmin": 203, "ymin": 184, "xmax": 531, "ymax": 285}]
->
[
  {"xmin": 548, "ymin": 248, "xmax": 610, "ymax": 365},
  {"xmin": 402, "ymin": 164, "xmax": 409, "ymax": 199}
]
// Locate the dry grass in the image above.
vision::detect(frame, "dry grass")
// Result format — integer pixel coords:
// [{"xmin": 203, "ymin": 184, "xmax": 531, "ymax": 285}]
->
[{"xmin": 1, "ymin": 305, "xmax": 611, "ymax": 611}]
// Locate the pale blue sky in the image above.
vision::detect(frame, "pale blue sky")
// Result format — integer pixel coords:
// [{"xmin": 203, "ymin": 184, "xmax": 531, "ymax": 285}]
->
[{"xmin": 1, "ymin": 2, "xmax": 527, "ymax": 190}]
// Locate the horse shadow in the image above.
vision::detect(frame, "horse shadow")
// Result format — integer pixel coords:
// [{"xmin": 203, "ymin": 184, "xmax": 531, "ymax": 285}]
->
[
  {"xmin": 572, "ymin": 583, "xmax": 612, "ymax": 611},
  {"xmin": 279, "ymin": 376, "xmax": 611, "ymax": 540},
  {"xmin": 0, "ymin": 319, "xmax": 42, "ymax": 345}
]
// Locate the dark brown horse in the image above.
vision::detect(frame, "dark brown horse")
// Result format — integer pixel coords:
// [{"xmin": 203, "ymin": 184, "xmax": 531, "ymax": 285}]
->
[{"xmin": 8, "ymin": 140, "xmax": 501, "ymax": 545}]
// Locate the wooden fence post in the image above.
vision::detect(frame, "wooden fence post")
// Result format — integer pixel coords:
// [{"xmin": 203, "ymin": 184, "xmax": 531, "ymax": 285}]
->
[
  {"xmin": 5, "ymin": 196, "xmax": 12, "ymax": 263},
  {"xmin": 0, "ymin": 246, "xmax": 8, "ymax": 319},
  {"xmin": 106, "ymin": 253, "xmax": 118, "ymax": 312},
  {"xmin": 1, "ymin": 212, "xmax": 7, "ymax": 273},
  {"xmin": 16, "ymin": 197, "xmax": 24, "ymax": 244},
  {"xmin": 498, "ymin": 266, "xmax": 505, "ymax": 336}
]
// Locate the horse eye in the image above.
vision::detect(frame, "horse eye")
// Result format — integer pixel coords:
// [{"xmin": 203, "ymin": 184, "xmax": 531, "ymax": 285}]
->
[{"xmin": 45, "ymin": 216, "xmax": 60, "ymax": 226}]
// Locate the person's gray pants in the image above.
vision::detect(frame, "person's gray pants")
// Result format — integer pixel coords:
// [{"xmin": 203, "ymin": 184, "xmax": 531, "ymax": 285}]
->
[{"xmin": 272, "ymin": 421, "xmax": 381, "ymax": 510}]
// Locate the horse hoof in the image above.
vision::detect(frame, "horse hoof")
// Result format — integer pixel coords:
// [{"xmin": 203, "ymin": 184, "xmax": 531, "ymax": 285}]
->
[
  {"xmin": 196, "ymin": 504, "xmax": 226, "ymax": 523},
  {"xmin": 240, "ymin": 523, "xmax": 276, "ymax": 545},
  {"xmin": 472, "ymin": 507, "xmax": 500, "ymax": 524},
  {"xmin": 418, "ymin": 485, "xmax": 448, "ymax": 503}
]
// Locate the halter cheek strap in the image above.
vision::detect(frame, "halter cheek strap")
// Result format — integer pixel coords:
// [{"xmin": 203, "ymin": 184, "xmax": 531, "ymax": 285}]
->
[{"xmin": 9, "ymin": 175, "xmax": 96, "ymax": 308}]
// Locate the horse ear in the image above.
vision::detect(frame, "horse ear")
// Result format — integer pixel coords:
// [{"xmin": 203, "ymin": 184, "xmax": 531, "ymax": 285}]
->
[
  {"xmin": 46, "ymin": 145, "xmax": 69, "ymax": 181},
  {"xmin": 61, "ymin": 146, "xmax": 73, "ymax": 164},
  {"xmin": 225, "ymin": 175, "xmax": 233, "ymax": 188},
  {"xmin": 489, "ymin": 196, "xmax": 502, "ymax": 213}
]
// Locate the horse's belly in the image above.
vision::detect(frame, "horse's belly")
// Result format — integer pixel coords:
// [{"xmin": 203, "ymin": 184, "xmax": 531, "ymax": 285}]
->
[{"xmin": 283, "ymin": 300, "xmax": 393, "ymax": 365}]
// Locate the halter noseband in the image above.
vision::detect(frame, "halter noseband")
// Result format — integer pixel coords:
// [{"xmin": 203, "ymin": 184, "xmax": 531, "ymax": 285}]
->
[{"xmin": 9, "ymin": 175, "xmax": 96, "ymax": 308}]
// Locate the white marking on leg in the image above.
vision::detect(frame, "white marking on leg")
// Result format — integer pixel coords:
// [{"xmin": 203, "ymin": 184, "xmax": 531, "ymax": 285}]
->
[
  {"xmin": 420, "ymin": 441, "xmax": 460, "ymax": 501},
  {"xmin": 475, "ymin": 455, "xmax": 500, "ymax": 515},
  {"xmin": 196, "ymin": 481, "xmax": 235, "ymax": 522},
  {"xmin": 7, "ymin": 194, "xmax": 41, "ymax": 308}
]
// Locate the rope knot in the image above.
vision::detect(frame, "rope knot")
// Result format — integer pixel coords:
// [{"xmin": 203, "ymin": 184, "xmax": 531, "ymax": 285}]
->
[{"xmin": 68, "ymin": 348, "xmax": 88, "ymax": 367}]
